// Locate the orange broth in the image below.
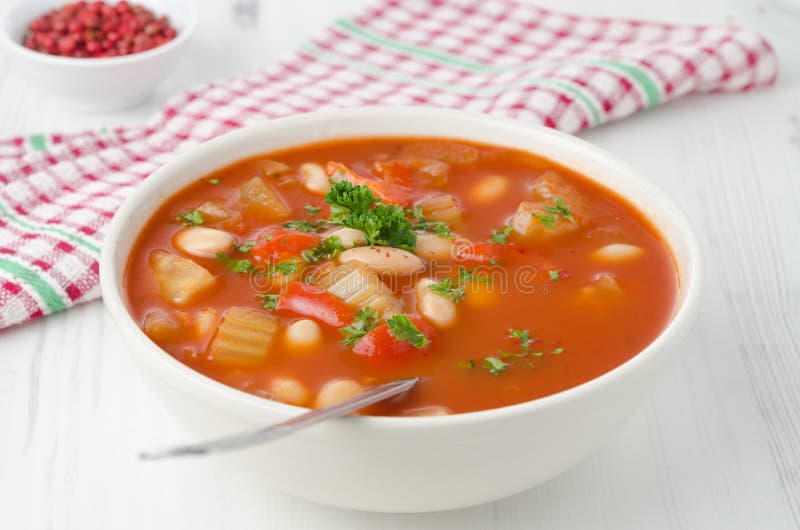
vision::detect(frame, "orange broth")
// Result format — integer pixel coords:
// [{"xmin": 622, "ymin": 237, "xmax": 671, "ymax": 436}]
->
[{"xmin": 124, "ymin": 138, "xmax": 678, "ymax": 416}]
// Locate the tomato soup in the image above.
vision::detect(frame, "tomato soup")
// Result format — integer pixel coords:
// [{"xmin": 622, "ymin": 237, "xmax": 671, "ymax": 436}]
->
[{"xmin": 124, "ymin": 138, "xmax": 678, "ymax": 416}]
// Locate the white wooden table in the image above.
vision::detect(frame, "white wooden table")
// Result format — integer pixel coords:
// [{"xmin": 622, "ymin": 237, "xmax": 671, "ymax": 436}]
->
[{"xmin": 2, "ymin": 0, "xmax": 799, "ymax": 528}]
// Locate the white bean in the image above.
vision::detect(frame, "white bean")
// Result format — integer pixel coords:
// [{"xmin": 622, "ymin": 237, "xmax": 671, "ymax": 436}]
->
[
  {"xmin": 284, "ymin": 318, "xmax": 322, "ymax": 350},
  {"xmin": 469, "ymin": 174, "xmax": 510, "ymax": 203},
  {"xmin": 338, "ymin": 246, "xmax": 425, "ymax": 276},
  {"xmin": 593, "ymin": 243, "xmax": 644, "ymax": 262},
  {"xmin": 415, "ymin": 234, "xmax": 453, "ymax": 260},
  {"xmin": 172, "ymin": 226, "xmax": 235, "ymax": 258},
  {"xmin": 270, "ymin": 377, "xmax": 310, "ymax": 406},
  {"xmin": 326, "ymin": 227, "xmax": 365, "ymax": 249},
  {"xmin": 300, "ymin": 163, "xmax": 330, "ymax": 195},
  {"xmin": 315, "ymin": 379, "xmax": 363, "ymax": 408},
  {"xmin": 416, "ymin": 278, "xmax": 457, "ymax": 328}
]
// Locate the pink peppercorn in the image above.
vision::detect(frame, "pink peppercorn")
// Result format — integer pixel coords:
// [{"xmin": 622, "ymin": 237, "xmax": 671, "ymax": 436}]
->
[{"xmin": 22, "ymin": 1, "xmax": 177, "ymax": 58}]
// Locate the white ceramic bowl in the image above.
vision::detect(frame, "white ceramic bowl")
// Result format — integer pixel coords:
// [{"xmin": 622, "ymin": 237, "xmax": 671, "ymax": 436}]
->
[
  {"xmin": 100, "ymin": 107, "xmax": 703, "ymax": 513},
  {"xmin": 0, "ymin": 0, "xmax": 196, "ymax": 111}
]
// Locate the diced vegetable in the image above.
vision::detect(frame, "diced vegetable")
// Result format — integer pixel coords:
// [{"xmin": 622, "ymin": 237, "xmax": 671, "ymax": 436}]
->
[
  {"xmin": 416, "ymin": 278, "xmax": 457, "ymax": 328},
  {"xmin": 371, "ymin": 159, "xmax": 412, "ymax": 187},
  {"xmin": 239, "ymin": 176, "xmax": 290, "ymax": 222},
  {"xmin": 400, "ymin": 141, "xmax": 479, "ymax": 168},
  {"xmin": 283, "ymin": 318, "xmax": 323, "ymax": 350},
  {"xmin": 251, "ymin": 227, "xmax": 321, "ymax": 263},
  {"xmin": 207, "ymin": 306, "xmax": 279, "ymax": 365},
  {"xmin": 416, "ymin": 193, "xmax": 463, "ymax": 225},
  {"xmin": 468, "ymin": 174, "xmax": 510, "ymax": 203},
  {"xmin": 277, "ymin": 282, "xmax": 355, "ymax": 327},
  {"xmin": 352, "ymin": 315, "xmax": 433, "ymax": 361},
  {"xmin": 194, "ymin": 308, "xmax": 218, "ymax": 337},
  {"xmin": 149, "ymin": 250, "xmax": 216, "ymax": 307},
  {"xmin": 406, "ymin": 158, "xmax": 449, "ymax": 188},
  {"xmin": 313, "ymin": 261, "xmax": 403, "ymax": 318},
  {"xmin": 338, "ymin": 246, "xmax": 425, "ymax": 277},
  {"xmin": 254, "ymin": 159, "xmax": 291, "ymax": 179},
  {"xmin": 314, "ymin": 379, "xmax": 363, "ymax": 408},
  {"xmin": 592, "ymin": 243, "xmax": 644, "ymax": 262},
  {"xmin": 142, "ymin": 309, "xmax": 182, "ymax": 342},
  {"xmin": 172, "ymin": 226, "xmax": 236, "ymax": 259},
  {"xmin": 196, "ymin": 201, "xmax": 243, "ymax": 231}
]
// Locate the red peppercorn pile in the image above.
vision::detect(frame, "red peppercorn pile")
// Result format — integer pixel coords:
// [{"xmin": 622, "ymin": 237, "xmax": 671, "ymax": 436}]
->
[{"xmin": 22, "ymin": 1, "xmax": 177, "ymax": 58}]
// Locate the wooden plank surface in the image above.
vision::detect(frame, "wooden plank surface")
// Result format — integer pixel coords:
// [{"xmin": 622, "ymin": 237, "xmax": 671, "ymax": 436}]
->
[{"xmin": 1, "ymin": 0, "xmax": 799, "ymax": 528}]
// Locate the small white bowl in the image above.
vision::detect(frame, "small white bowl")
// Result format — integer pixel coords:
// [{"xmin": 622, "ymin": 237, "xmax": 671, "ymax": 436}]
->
[
  {"xmin": 100, "ymin": 107, "xmax": 703, "ymax": 513},
  {"xmin": 0, "ymin": 0, "xmax": 197, "ymax": 111}
]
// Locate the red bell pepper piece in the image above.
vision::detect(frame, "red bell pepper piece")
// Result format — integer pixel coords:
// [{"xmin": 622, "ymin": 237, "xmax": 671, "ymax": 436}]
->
[
  {"xmin": 352, "ymin": 316, "xmax": 433, "ymax": 361},
  {"xmin": 277, "ymin": 282, "xmax": 355, "ymax": 327},
  {"xmin": 251, "ymin": 226, "xmax": 320, "ymax": 263}
]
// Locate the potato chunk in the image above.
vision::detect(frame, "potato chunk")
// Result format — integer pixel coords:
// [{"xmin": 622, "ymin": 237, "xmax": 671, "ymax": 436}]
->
[
  {"xmin": 149, "ymin": 250, "xmax": 216, "ymax": 307},
  {"xmin": 416, "ymin": 193, "xmax": 463, "ymax": 225},
  {"xmin": 142, "ymin": 309, "xmax": 182, "ymax": 342},
  {"xmin": 240, "ymin": 176, "xmax": 289, "ymax": 222},
  {"xmin": 208, "ymin": 307, "xmax": 279, "ymax": 366},
  {"xmin": 196, "ymin": 201, "xmax": 243, "ymax": 231},
  {"xmin": 513, "ymin": 172, "xmax": 589, "ymax": 241}
]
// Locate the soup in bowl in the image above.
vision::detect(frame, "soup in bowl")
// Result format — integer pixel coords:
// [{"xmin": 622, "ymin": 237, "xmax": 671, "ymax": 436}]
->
[{"xmin": 100, "ymin": 107, "xmax": 702, "ymax": 512}]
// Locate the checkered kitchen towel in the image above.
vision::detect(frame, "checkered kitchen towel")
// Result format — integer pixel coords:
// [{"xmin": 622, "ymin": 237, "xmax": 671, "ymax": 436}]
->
[{"xmin": 0, "ymin": 0, "xmax": 778, "ymax": 329}]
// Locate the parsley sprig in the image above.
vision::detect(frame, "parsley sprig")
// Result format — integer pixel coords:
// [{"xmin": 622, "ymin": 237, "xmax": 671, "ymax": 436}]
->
[
  {"xmin": 302, "ymin": 235, "xmax": 345, "ymax": 263},
  {"xmin": 176, "ymin": 209, "xmax": 205, "ymax": 227},
  {"xmin": 428, "ymin": 277, "xmax": 465, "ymax": 302},
  {"xmin": 339, "ymin": 307, "xmax": 379, "ymax": 346},
  {"xmin": 325, "ymin": 181, "xmax": 417, "ymax": 251},
  {"xmin": 387, "ymin": 315, "xmax": 429, "ymax": 348}
]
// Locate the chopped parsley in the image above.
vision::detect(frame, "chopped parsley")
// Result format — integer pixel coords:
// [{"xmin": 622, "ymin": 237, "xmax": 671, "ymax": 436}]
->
[
  {"xmin": 257, "ymin": 293, "xmax": 280, "ymax": 310},
  {"xmin": 340, "ymin": 203, "xmax": 417, "ymax": 251},
  {"xmin": 407, "ymin": 206, "xmax": 453, "ymax": 238},
  {"xmin": 326, "ymin": 181, "xmax": 416, "ymax": 251},
  {"xmin": 509, "ymin": 328, "xmax": 533, "ymax": 352},
  {"xmin": 176, "ymin": 209, "xmax": 205, "ymax": 227},
  {"xmin": 532, "ymin": 212, "xmax": 556, "ymax": 227},
  {"xmin": 458, "ymin": 266, "xmax": 492, "ymax": 285},
  {"xmin": 428, "ymin": 277, "xmax": 465, "ymax": 302},
  {"xmin": 457, "ymin": 359, "xmax": 476, "ymax": 371},
  {"xmin": 386, "ymin": 315, "xmax": 430, "ymax": 348},
  {"xmin": 339, "ymin": 307, "xmax": 379, "ymax": 346},
  {"xmin": 215, "ymin": 251, "xmax": 253, "ymax": 273},
  {"xmin": 235, "ymin": 240, "xmax": 256, "ymax": 253},
  {"xmin": 548, "ymin": 269, "xmax": 561, "ymax": 281},
  {"xmin": 483, "ymin": 356, "xmax": 509, "ymax": 376},
  {"xmin": 545, "ymin": 198, "xmax": 575, "ymax": 223},
  {"xmin": 283, "ymin": 220, "xmax": 324, "ymax": 233},
  {"xmin": 269, "ymin": 259, "xmax": 300, "ymax": 276},
  {"xmin": 491, "ymin": 225, "xmax": 512, "ymax": 244},
  {"xmin": 325, "ymin": 180, "xmax": 380, "ymax": 222},
  {"xmin": 302, "ymin": 235, "xmax": 345, "ymax": 263},
  {"xmin": 304, "ymin": 204, "xmax": 321, "ymax": 216},
  {"xmin": 207, "ymin": 178, "xmax": 220, "ymax": 185},
  {"xmin": 499, "ymin": 350, "xmax": 543, "ymax": 360},
  {"xmin": 551, "ymin": 347, "xmax": 565, "ymax": 355}
]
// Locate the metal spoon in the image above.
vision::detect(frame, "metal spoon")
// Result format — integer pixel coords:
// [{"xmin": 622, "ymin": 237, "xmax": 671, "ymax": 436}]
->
[{"xmin": 140, "ymin": 377, "xmax": 419, "ymax": 461}]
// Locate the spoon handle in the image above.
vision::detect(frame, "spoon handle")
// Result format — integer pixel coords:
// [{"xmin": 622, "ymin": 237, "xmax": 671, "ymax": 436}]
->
[{"xmin": 140, "ymin": 377, "xmax": 419, "ymax": 461}]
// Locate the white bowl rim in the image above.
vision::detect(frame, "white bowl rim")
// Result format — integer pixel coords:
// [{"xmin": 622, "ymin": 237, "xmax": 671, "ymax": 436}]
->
[
  {"xmin": 0, "ymin": 0, "xmax": 197, "ymax": 67},
  {"xmin": 100, "ymin": 105, "xmax": 704, "ymax": 432}
]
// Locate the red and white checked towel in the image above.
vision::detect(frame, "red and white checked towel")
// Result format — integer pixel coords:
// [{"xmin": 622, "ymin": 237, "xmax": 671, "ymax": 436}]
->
[{"xmin": 0, "ymin": 0, "xmax": 778, "ymax": 330}]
